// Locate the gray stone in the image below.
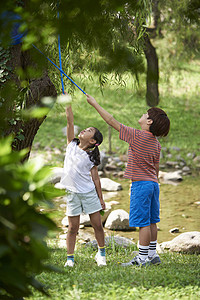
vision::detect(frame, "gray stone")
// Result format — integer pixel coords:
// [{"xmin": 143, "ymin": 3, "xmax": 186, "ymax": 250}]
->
[
  {"xmin": 159, "ymin": 171, "xmax": 182, "ymax": 184},
  {"xmin": 105, "ymin": 162, "xmax": 118, "ymax": 171},
  {"xmin": 169, "ymin": 228, "xmax": 179, "ymax": 234},
  {"xmin": 100, "ymin": 178, "xmax": 122, "ymax": 191},
  {"xmin": 160, "ymin": 231, "xmax": 200, "ymax": 254},
  {"xmin": 98, "ymin": 151, "xmax": 109, "ymax": 171},
  {"xmin": 187, "ymin": 153, "xmax": 196, "ymax": 159},
  {"xmin": 193, "ymin": 156, "xmax": 200, "ymax": 163},
  {"xmin": 182, "ymin": 166, "xmax": 191, "ymax": 174},
  {"xmin": 104, "ymin": 209, "xmax": 135, "ymax": 231},
  {"xmin": 49, "ymin": 167, "xmax": 64, "ymax": 184},
  {"xmin": 172, "ymin": 147, "xmax": 181, "ymax": 151},
  {"xmin": 86, "ymin": 236, "xmax": 135, "ymax": 249},
  {"xmin": 166, "ymin": 161, "xmax": 179, "ymax": 167}
]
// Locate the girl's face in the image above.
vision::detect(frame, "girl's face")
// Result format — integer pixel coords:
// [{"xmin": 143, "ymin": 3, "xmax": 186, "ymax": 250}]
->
[{"xmin": 78, "ymin": 127, "xmax": 96, "ymax": 143}]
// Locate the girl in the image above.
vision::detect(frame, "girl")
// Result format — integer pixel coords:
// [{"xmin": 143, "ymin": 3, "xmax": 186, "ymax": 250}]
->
[{"xmin": 60, "ymin": 96, "xmax": 106, "ymax": 267}]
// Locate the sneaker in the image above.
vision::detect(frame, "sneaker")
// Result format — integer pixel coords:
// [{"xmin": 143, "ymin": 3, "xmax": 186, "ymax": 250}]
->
[
  {"xmin": 64, "ymin": 260, "xmax": 74, "ymax": 267},
  {"xmin": 95, "ymin": 253, "xmax": 107, "ymax": 266},
  {"xmin": 148, "ymin": 253, "xmax": 161, "ymax": 265},
  {"xmin": 121, "ymin": 255, "xmax": 150, "ymax": 267}
]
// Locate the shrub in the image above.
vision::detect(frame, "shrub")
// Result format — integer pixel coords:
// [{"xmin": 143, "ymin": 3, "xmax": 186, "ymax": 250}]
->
[{"xmin": 0, "ymin": 137, "xmax": 64, "ymax": 299}]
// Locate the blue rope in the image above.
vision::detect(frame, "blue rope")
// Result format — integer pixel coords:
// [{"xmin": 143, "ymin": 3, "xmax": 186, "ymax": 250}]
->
[
  {"xmin": 32, "ymin": 44, "xmax": 86, "ymax": 95},
  {"xmin": 57, "ymin": 8, "xmax": 65, "ymax": 94},
  {"xmin": 58, "ymin": 34, "xmax": 65, "ymax": 94},
  {"xmin": 1, "ymin": 10, "xmax": 86, "ymax": 95}
]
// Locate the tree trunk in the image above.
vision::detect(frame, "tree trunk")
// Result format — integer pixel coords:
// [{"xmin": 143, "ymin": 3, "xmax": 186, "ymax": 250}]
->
[
  {"xmin": 4, "ymin": 44, "xmax": 57, "ymax": 160},
  {"xmin": 143, "ymin": 34, "xmax": 159, "ymax": 107}
]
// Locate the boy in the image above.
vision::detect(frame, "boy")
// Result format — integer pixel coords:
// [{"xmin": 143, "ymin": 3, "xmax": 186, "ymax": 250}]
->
[{"xmin": 86, "ymin": 94, "xmax": 170, "ymax": 266}]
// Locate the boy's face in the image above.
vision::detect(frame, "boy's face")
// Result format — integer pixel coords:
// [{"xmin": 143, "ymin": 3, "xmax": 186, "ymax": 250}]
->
[{"xmin": 138, "ymin": 113, "xmax": 153, "ymax": 129}]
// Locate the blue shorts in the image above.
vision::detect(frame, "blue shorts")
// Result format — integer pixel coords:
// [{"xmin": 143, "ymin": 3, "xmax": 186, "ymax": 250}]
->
[{"xmin": 129, "ymin": 181, "xmax": 160, "ymax": 227}]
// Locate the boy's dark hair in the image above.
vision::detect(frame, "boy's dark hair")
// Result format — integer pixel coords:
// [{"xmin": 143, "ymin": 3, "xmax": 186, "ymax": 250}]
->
[
  {"xmin": 147, "ymin": 107, "xmax": 170, "ymax": 137},
  {"xmin": 73, "ymin": 127, "xmax": 103, "ymax": 166}
]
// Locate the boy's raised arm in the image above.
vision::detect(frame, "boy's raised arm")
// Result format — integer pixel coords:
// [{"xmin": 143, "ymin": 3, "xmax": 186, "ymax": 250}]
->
[{"xmin": 86, "ymin": 94, "xmax": 120, "ymax": 132}]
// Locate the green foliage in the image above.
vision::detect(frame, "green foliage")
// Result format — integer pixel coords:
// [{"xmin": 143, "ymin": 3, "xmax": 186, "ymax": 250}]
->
[
  {"xmin": 158, "ymin": 0, "xmax": 200, "ymax": 60},
  {"xmin": 0, "ymin": 136, "xmax": 65, "ymax": 299}
]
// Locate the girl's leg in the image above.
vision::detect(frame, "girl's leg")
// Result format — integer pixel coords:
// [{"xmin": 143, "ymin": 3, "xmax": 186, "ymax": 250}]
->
[
  {"xmin": 90, "ymin": 211, "xmax": 106, "ymax": 265},
  {"xmin": 67, "ymin": 215, "xmax": 80, "ymax": 254},
  {"xmin": 89, "ymin": 211, "xmax": 104, "ymax": 247}
]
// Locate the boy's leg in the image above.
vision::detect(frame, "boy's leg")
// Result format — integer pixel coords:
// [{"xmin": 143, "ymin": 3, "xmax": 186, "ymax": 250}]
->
[
  {"xmin": 148, "ymin": 223, "xmax": 161, "ymax": 264},
  {"xmin": 149, "ymin": 223, "xmax": 157, "ymax": 257},
  {"xmin": 139, "ymin": 226, "xmax": 151, "ymax": 261},
  {"xmin": 65, "ymin": 215, "xmax": 80, "ymax": 266}
]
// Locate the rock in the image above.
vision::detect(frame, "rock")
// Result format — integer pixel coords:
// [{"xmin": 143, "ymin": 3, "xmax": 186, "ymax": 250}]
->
[
  {"xmin": 117, "ymin": 171, "xmax": 125, "ymax": 178},
  {"xmin": 119, "ymin": 154, "xmax": 128, "ymax": 162},
  {"xmin": 54, "ymin": 148, "xmax": 61, "ymax": 155},
  {"xmin": 193, "ymin": 156, "xmax": 200, "ymax": 163},
  {"xmin": 55, "ymin": 182, "xmax": 66, "ymax": 189},
  {"xmin": 187, "ymin": 153, "xmax": 196, "ymax": 159},
  {"xmin": 160, "ymin": 231, "xmax": 200, "ymax": 254},
  {"xmin": 104, "ymin": 209, "xmax": 135, "ymax": 231},
  {"xmin": 169, "ymin": 227, "xmax": 179, "ymax": 234},
  {"xmin": 103, "ymin": 192, "xmax": 118, "ymax": 201},
  {"xmin": 105, "ymin": 162, "xmax": 118, "ymax": 171},
  {"xmin": 159, "ymin": 171, "xmax": 182, "ymax": 185},
  {"xmin": 172, "ymin": 146, "xmax": 181, "ymax": 151},
  {"xmin": 182, "ymin": 166, "xmax": 191, "ymax": 174},
  {"xmin": 100, "ymin": 178, "xmax": 122, "ymax": 191},
  {"xmin": 166, "ymin": 161, "xmax": 179, "ymax": 167},
  {"xmin": 98, "ymin": 151, "xmax": 109, "ymax": 171},
  {"xmin": 108, "ymin": 200, "xmax": 120, "ymax": 206},
  {"xmin": 49, "ymin": 167, "xmax": 64, "ymax": 184},
  {"xmin": 60, "ymin": 203, "xmax": 66, "ymax": 209},
  {"xmin": 86, "ymin": 236, "xmax": 135, "ymax": 249}
]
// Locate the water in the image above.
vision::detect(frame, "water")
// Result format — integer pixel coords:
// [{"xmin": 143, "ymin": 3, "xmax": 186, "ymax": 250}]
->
[
  {"xmin": 101, "ymin": 176, "xmax": 200, "ymax": 243},
  {"xmin": 56, "ymin": 176, "xmax": 200, "ymax": 244}
]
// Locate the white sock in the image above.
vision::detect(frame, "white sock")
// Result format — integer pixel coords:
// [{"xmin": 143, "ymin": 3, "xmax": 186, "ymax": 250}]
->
[
  {"xmin": 139, "ymin": 245, "xmax": 149, "ymax": 261},
  {"xmin": 148, "ymin": 240, "xmax": 157, "ymax": 257}
]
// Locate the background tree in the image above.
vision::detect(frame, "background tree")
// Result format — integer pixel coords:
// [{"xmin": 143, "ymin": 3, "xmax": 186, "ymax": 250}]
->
[{"xmin": 0, "ymin": 0, "xmax": 150, "ymax": 158}]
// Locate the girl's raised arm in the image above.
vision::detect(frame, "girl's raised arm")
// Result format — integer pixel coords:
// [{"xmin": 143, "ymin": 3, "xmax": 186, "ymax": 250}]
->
[{"xmin": 66, "ymin": 105, "xmax": 75, "ymax": 144}]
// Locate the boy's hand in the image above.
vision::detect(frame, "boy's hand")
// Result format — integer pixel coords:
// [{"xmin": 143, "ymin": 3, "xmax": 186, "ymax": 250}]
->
[{"xmin": 86, "ymin": 94, "xmax": 97, "ymax": 106}]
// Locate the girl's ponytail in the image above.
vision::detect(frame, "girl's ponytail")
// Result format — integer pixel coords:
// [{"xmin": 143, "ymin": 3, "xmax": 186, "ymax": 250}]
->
[{"xmin": 88, "ymin": 128, "xmax": 103, "ymax": 166}]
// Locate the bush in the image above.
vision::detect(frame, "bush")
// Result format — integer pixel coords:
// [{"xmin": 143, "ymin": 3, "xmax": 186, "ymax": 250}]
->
[{"xmin": 0, "ymin": 137, "xmax": 65, "ymax": 299}]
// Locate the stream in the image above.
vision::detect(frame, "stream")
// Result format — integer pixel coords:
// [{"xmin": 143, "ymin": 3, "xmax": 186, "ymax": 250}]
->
[{"xmin": 55, "ymin": 176, "xmax": 200, "ymax": 244}]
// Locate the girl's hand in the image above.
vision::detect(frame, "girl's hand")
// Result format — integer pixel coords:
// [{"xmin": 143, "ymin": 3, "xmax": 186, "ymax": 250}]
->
[
  {"xmin": 86, "ymin": 94, "xmax": 97, "ymax": 106},
  {"xmin": 100, "ymin": 200, "xmax": 106, "ymax": 210}
]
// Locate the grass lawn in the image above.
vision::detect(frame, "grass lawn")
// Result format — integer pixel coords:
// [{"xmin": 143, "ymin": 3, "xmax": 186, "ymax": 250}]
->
[{"xmin": 27, "ymin": 244, "xmax": 200, "ymax": 300}]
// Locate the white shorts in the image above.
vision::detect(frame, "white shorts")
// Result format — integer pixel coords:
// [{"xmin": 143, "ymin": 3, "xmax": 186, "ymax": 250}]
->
[{"xmin": 66, "ymin": 189, "xmax": 102, "ymax": 216}]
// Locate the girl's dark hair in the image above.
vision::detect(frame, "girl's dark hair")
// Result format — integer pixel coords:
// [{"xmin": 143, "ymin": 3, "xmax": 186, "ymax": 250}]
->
[
  {"xmin": 147, "ymin": 107, "xmax": 170, "ymax": 137},
  {"xmin": 73, "ymin": 127, "xmax": 103, "ymax": 166}
]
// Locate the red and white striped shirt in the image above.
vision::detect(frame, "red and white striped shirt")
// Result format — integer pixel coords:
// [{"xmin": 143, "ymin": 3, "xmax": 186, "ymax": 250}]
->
[{"xmin": 119, "ymin": 124, "xmax": 161, "ymax": 183}]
